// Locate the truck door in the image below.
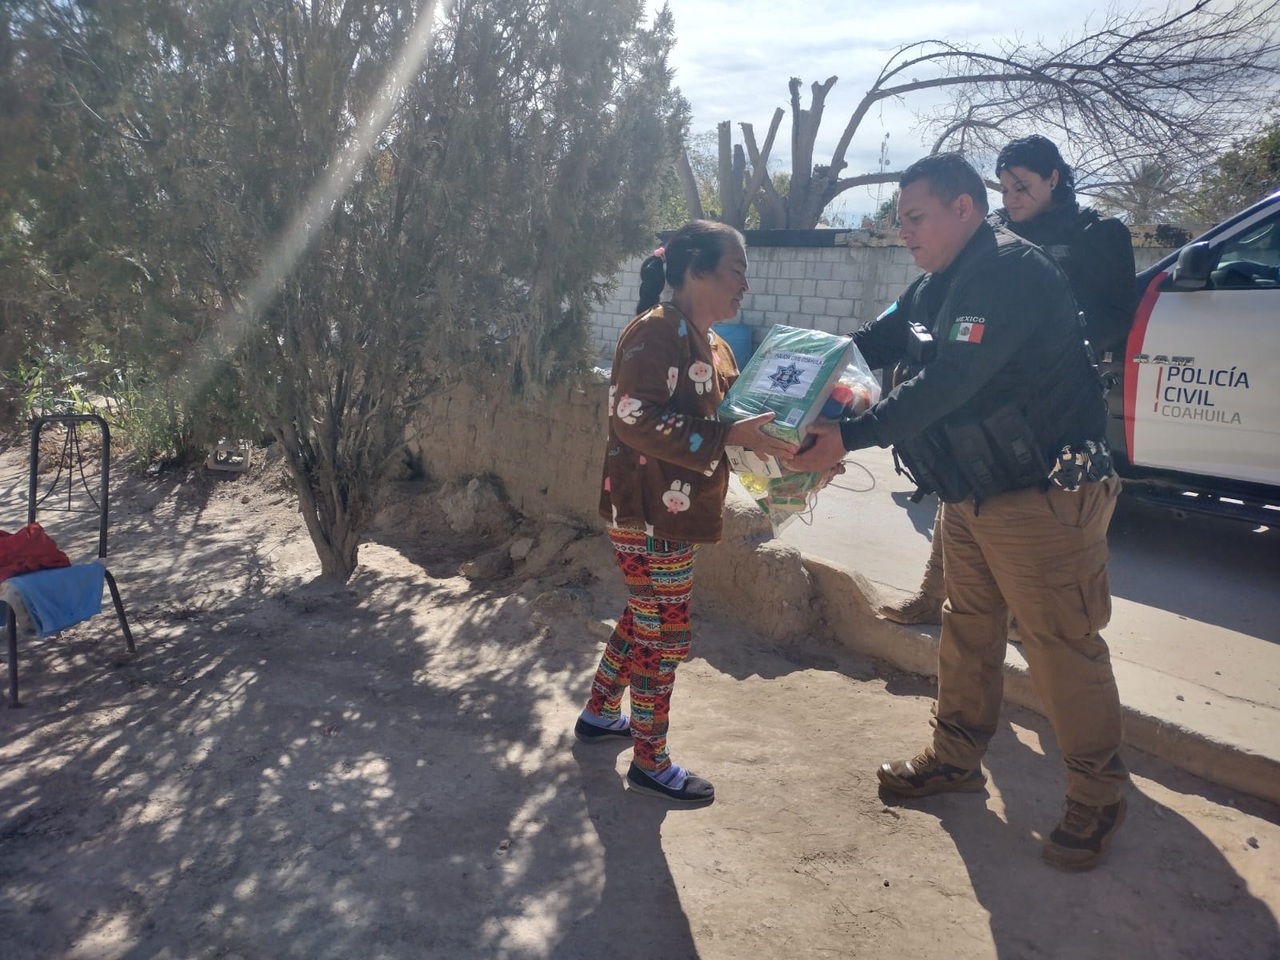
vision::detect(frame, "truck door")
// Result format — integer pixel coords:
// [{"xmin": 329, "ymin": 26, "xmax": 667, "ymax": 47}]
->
[{"xmin": 1125, "ymin": 203, "xmax": 1280, "ymax": 487}]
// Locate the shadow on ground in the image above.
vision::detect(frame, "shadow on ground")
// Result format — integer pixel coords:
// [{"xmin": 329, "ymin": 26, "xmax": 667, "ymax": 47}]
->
[
  {"xmin": 1, "ymin": 459, "xmax": 705, "ymax": 959},
  {"xmin": 1, "ymin": 451, "xmax": 1276, "ymax": 959},
  {"xmin": 876, "ymin": 676, "xmax": 1280, "ymax": 960}
]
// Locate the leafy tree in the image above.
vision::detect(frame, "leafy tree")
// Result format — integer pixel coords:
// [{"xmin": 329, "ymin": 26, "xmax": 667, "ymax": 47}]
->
[
  {"xmin": 1188, "ymin": 116, "xmax": 1280, "ymax": 221},
  {"xmin": 1098, "ymin": 160, "xmax": 1188, "ymax": 224},
  {"xmin": 872, "ymin": 189, "xmax": 900, "ymax": 229},
  {"xmin": 0, "ymin": 1, "xmax": 241, "ymax": 451},
  {"xmin": 690, "ymin": 1, "xmax": 1280, "ymax": 229},
  {"xmin": 1, "ymin": 0, "xmax": 687, "ymax": 581}
]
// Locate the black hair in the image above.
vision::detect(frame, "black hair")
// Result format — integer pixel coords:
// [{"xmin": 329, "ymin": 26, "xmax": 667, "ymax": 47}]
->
[
  {"xmin": 995, "ymin": 135, "xmax": 1077, "ymax": 206},
  {"xmin": 899, "ymin": 152, "xmax": 990, "ymax": 215},
  {"xmin": 635, "ymin": 220, "xmax": 746, "ymax": 314}
]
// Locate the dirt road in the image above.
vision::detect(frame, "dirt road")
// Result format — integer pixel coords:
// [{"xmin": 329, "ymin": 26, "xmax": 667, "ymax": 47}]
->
[{"xmin": 1, "ymin": 446, "xmax": 1277, "ymax": 959}]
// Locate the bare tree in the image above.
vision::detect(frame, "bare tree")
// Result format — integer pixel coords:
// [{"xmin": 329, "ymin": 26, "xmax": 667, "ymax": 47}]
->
[
  {"xmin": 675, "ymin": 114, "xmax": 785, "ymax": 228},
  {"xmin": 706, "ymin": 0, "xmax": 1280, "ymax": 229}
]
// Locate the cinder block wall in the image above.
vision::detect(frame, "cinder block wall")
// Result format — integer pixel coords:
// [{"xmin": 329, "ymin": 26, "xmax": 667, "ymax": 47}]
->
[
  {"xmin": 590, "ymin": 228, "xmax": 1176, "ymax": 360},
  {"xmin": 590, "ymin": 232, "xmax": 917, "ymax": 361}
]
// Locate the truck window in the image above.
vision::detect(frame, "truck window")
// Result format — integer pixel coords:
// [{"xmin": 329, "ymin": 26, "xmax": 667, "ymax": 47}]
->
[{"xmin": 1212, "ymin": 211, "xmax": 1280, "ymax": 289}]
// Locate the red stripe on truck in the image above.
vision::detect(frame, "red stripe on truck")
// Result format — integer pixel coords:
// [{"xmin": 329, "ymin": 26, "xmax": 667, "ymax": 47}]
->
[{"xmin": 1125, "ymin": 273, "xmax": 1166, "ymax": 461}]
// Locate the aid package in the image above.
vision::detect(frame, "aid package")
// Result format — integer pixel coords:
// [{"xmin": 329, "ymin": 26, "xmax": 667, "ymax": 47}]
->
[
  {"xmin": 719, "ymin": 324, "xmax": 880, "ymax": 529},
  {"xmin": 719, "ymin": 324, "xmax": 880, "ymax": 476},
  {"xmin": 720, "ymin": 325, "xmax": 852, "ymax": 449}
]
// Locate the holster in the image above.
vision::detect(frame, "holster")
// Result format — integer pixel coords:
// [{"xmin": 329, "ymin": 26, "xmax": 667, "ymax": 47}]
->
[
  {"xmin": 892, "ymin": 430, "xmax": 973, "ymax": 504},
  {"xmin": 946, "ymin": 403, "xmax": 1048, "ymax": 500},
  {"xmin": 892, "ymin": 402, "xmax": 1048, "ymax": 505}
]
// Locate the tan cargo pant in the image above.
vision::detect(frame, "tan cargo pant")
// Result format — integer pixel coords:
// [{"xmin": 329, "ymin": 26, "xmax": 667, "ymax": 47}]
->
[
  {"xmin": 920, "ymin": 505, "xmax": 945, "ymax": 600},
  {"xmin": 931, "ymin": 475, "xmax": 1127, "ymax": 807}
]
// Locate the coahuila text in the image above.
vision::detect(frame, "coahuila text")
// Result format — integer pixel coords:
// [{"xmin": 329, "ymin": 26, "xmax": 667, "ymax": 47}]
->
[
  {"xmin": 1154, "ymin": 364, "xmax": 1249, "ymax": 425},
  {"xmin": 1158, "ymin": 406, "xmax": 1242, "ymax": 424}
]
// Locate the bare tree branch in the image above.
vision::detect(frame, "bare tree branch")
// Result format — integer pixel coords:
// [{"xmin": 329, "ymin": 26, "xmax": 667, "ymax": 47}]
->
[
  {"xmin": 717, "ymin": 120, "xmax": 733, "ymax": 221},
  {"xmin": 740, "ymin": 107, "xmax": 784, "ymax": 215},
  {"xmin": 715, "ymin": 0, "xmax": 1280, "ymax": 228},
  {"xmin": 739, "ymin": 113, "xmax": 787, "ymax": 229}
]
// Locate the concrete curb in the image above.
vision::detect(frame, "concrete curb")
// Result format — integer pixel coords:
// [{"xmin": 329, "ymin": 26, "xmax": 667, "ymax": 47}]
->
[{"xmin": 802, "ymin": 555, "xmax": 1280, "ymax": 807}]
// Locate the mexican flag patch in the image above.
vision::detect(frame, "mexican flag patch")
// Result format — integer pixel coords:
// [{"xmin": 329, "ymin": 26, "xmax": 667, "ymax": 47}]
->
[{"xmin": 949, "ymin": 319, "xmax": 985, "ymax": 343}]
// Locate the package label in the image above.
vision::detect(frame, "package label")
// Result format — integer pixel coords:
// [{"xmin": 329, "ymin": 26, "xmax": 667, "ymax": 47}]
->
[{"xmin": 720, "ymin": 325, "xmax": 855, "ymax": 446}]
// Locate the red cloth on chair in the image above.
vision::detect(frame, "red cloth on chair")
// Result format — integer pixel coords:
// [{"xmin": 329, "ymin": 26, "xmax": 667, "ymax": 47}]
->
[{"xmin": 0, "ymin": 523, "xmax": 72, "ymax": 582}]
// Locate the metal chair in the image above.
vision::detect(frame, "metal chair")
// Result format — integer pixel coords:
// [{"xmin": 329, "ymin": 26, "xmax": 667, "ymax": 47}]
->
[{"xmin": 2, "ymin": 414, "xmax": 134, "ymax": 707}]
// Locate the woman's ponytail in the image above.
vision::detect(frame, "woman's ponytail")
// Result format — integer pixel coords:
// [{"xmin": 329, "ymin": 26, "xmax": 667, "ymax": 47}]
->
[{"xmin": 635, "ymin": 254, "xmax": 667, "ymax": 314}]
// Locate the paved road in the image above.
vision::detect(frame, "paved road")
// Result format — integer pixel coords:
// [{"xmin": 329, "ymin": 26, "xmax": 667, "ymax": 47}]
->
[{"xmin": 748, "ymin": 445, "xmax": 1280, "ymax": 788}]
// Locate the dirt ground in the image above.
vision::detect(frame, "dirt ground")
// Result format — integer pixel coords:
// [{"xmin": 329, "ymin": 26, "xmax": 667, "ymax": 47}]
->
[{"xmin": 1, "ymin": 437, "xmax": 1278, "ymax": 960}]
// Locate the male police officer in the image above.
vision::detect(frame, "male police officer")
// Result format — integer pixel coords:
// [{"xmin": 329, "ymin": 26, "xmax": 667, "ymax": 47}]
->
[{"xmin": 789, "ymin": 153, "xmax": 1127, "ymax": 871}]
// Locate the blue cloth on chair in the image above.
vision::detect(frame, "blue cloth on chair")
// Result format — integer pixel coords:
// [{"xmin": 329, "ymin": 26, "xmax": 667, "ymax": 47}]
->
[{"xmin": 3, "ymin": 562, "xmax": 106, "ymax": 638}]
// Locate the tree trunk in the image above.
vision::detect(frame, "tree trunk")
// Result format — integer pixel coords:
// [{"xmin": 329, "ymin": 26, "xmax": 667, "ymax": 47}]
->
[
  {"xmin": 786, "ymin": 76, "xmax": 839, "ymax": 229},
  {"xmin": 276, "ymin": 423, "xmax": 363, "ymax": 583},
  {"xmin": 716, "ymin": 120, "xmax": 733, "ymax": 222},
  {"xmin": 295, "ymin": 478, "xmax": 361, "ymax": 582},
  {"xmin": 675, "ymin": 149, "xmax": 703, "ymax": 220},
  {"xmin": 728, "ymin": 144, "xmax": 748, "ymax": 228},
  {"xmin": 740, "ymin": 111, "xmax": 786, "ymax": 229}
]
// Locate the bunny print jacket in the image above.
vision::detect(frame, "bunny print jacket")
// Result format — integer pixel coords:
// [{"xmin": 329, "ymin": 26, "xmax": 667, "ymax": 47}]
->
[{"xmin": 598, "ymin": 303, "xmax": 740, "ymax": 543}]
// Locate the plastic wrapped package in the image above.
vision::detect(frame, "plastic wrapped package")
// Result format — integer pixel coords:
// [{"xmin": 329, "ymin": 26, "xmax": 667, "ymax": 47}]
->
[
  {"xmin": 834, "ymin": 354, "xmax": 880, "ymax": 417},
  {"xmin": 719, "ymin": 325, "xmax": 855, "ymax": 446},
  {"xmin": 737, "ymin": 469, "xmax": 830, "ymax": 532},
  {"xmin": 720, "ymin": 326, "xmax": 881, "ymax": 478},
  {"xmin": 722, "ymin": 327, "xmax": 882, "ymax": 531}
]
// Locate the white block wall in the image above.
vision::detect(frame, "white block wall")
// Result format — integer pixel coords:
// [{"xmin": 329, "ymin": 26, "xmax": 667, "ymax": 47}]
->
[
  {"xmin": 590, "ymin": 230, "xmax": 1177, "ymax": 360},
  {"xmin": 592, "ymin": 253, "xmax": 647, "ymax": 360}
]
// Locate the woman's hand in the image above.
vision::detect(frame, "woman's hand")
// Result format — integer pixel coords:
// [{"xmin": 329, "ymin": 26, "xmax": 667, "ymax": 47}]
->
[{"xmin": 726, "ymin": 412, "xmax": 798, "ymax": 461}]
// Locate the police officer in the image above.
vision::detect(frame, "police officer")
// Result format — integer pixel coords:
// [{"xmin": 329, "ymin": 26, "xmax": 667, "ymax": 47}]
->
[
  {"xmin": 881, "ymin": 136, "xmax": 1138, "ymax": 628},
  {"xmin": 788, "ymin": 153, "xmax": 1128, "ymax": 871}
]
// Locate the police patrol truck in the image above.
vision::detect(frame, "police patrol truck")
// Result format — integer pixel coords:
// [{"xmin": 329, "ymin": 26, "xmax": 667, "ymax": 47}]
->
[{"xmin": 1100, "ymin": 189, "xmax": 1280, "ymax": 524}]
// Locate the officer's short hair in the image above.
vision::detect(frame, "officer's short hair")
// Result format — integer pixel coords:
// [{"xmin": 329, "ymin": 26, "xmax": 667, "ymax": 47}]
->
[{"xmin": 900, "ymin": 153, "xmax": 990, "ymax": 215}]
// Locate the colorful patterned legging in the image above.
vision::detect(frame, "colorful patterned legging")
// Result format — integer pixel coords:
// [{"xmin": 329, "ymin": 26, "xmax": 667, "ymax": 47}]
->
[{"xmin": 585, "ymin": 527, "xmax": 697, "ymax": 774}]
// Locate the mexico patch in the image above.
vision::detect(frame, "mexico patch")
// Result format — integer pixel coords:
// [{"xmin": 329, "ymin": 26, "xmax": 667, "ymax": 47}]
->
[{"xmin": 949, "ymin": 318, "xmax": 985, "ymax": 343}]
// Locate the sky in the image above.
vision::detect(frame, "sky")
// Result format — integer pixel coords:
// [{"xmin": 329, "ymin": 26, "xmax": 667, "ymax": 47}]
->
[{"xmin": 643, "ymin": 0, "xmax": 1157, "ymax": 221}]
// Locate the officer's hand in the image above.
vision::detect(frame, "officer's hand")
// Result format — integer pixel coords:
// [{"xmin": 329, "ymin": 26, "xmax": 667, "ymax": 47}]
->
[
  {"xmin": 726, "ymin": 412, "xmax": 798, "ymax": 461},
  {"xmin": 785, "ymin": 419, "xmax": 847, "ymax": 473}
]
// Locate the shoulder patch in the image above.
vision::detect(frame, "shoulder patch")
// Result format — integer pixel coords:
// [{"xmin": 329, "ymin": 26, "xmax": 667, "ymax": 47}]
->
[{"xmin": 949, "ymin": 318, "xmax": 985, "ymax": 343}]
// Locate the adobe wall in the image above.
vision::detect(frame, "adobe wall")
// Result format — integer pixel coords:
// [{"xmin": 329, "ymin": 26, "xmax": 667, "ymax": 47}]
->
[
  {"xmin": 406, "ymin": 378, "xmax": 609, "ymax": 524},
  {"xmin": 405, "ymin": 376, "xmax": 823, "ymax": 641}
]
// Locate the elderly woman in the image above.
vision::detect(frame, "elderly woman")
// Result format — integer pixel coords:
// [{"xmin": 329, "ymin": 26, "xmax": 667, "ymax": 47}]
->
[{"xmin": 574, "ymin": 220, "xmax": 794, "ymax": 806}]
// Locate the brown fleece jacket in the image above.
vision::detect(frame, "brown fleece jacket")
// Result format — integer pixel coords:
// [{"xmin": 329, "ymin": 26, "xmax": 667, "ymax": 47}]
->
[{"xmin": 598, "ymin": 303, "xmax": 740, "ymax": 543}]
